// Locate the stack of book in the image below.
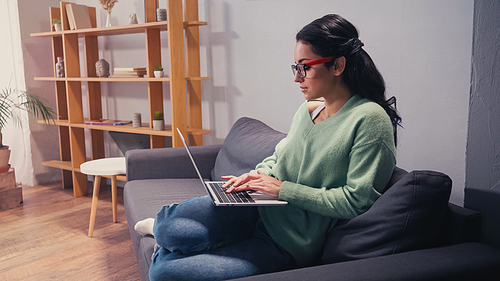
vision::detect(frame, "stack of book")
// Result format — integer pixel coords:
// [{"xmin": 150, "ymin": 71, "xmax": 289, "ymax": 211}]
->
[
  {"xmin": 66, "ymin": 3, "xmax": 92, "ymax": 30},
  {"xmin": 112, "ymin": 67, "xmax": 147, "ymax": 78},
  {"xmin": 85, "ymin": 119, "xmax": 132, "ymax": 126}
]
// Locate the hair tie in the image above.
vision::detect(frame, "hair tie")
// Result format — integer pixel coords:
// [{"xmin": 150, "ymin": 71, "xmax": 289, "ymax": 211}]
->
[{"xmin": 349, "ymin": 38, "xmax": 364, "ymax": 54}]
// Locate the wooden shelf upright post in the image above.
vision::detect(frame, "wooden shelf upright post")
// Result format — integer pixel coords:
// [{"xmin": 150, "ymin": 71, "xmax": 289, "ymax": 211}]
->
[
  {"xmin": 144, "ymin": 0, "xmax": 159, "ymax": 23},
  {"xmin": 185, "ymin": 0, "xmax": 203, "ymax": 146},
  {"xmin": 83, "ymin": 6, "xmax": 105, "ymax": 162},
  {"xmin": 146, "ymin": 28, "xmax": 166, "ymax": 149},
  {"xmin": 167, "ymin": 0, "xmax": 188, "ymax": 147},
  {"xmin": 50, "ymin": 6, "xmax": 72, "ymax": 189},
  {"xmin": 61, "ymin": 2, "xmax": 87, "ymax": 196},
  {"xmin": 145, "ymin": 0, "xmax": 167, "ymax": 149}
]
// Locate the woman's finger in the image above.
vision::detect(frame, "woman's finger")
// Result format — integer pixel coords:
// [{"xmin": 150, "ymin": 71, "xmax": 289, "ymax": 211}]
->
[{"xmin": 221, "ymin": 175, "xmax": 237, "ymax": 188}]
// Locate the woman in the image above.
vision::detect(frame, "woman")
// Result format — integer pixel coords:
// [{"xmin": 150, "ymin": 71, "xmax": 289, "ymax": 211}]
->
[{"xmin": 140, "ymin": 14, "xmax": 401, "ymax": 280}]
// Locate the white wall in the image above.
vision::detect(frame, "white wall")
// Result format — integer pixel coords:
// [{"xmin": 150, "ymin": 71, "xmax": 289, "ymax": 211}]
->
[
  {"xmin": 0, "ymin": 0, "xmax": 61, "ymax": 186},
  {"xmin": 0, "ymin": 0, "xmax": 30, "ymax": 183},
  {"xmin": 5, "ymin": 0, "xmax": 473, "ymax": 204}
]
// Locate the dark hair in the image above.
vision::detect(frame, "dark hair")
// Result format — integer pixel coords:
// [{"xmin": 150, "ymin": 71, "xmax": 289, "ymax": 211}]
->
[{"xmin": 296, "ymin": 14, "xmax": 402, "ymax": 145}]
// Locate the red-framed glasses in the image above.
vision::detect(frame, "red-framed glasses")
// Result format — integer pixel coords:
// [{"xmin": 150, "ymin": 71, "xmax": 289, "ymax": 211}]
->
[{"xmin": 291, "ymin": 57, "xmax": 334, "ymax": 78}]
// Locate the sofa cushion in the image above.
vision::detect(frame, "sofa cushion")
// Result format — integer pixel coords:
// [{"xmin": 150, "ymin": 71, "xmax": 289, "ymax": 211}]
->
[
  {"xmin": 383, "ymin": 166, "xmax": 408, "ymax": 193},
  {"xmin": 211, "ymin": 117, "xmax": 286, "ymax": 180},
  {"xmin": 320, "ymin": 170, "xmax": 452, "ymax": 264}
]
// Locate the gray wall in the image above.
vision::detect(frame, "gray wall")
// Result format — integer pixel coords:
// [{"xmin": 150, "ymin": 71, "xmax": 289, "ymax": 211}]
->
[
  {"xmin": 467, "ymin": 1, "xmax": 500, "ymax": 192},
  {"xmin": 465, "ymin": 0, "xmax": 500, "ymax": 248}
]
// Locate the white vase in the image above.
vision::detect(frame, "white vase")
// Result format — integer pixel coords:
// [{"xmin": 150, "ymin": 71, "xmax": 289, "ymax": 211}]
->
[
  {"xmin": 54, "ymin": 23, "xmax": 62, "ymax": 32},
  {"xmin": 106, "ymin": 12, "xmax": 112, "ymax": 27},
  {"xmin": 154, "ymin": 71, "xmax": 164, "ymax": 78},
  {"xmin": 153, "ymin": 120, "xmax": 164, "ymax": 131}
]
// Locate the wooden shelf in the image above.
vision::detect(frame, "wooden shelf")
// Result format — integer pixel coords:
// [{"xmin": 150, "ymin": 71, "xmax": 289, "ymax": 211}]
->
[
  {"xmin": 42, "ymin": 160, "xmax": 126, "ymax": 181},
  {"xmin": 30, "ymin": 20, "xmax": 207, "ymax": 38},
  {"xmin": 43, "ymin": 160, "xmax": 74, "ymax": 171},
  {"xmin": 34, "ymin": 76, "xmax": 209, "ymax": 82},
  {"xmin": 38, "ymin": 119, "xmax": 211, "ymax": 136}
]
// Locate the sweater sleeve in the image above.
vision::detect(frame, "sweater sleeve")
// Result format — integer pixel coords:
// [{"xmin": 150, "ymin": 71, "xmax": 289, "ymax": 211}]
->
[
  {"xmin": 278, "ymin": 139, "xmax": 396, "ymax": 219},
  {"xmin": 249, "ymin": 137, "xmax": 288, "ymax": 176}
]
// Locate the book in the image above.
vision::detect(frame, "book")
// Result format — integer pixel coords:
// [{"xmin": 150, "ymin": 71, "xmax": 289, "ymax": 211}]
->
[
  {"xmin": 114, "ymin": 70, "xmax": 147, "ymax": 74},
  {"xmin": 85, "ymin": 119, "xmax": 132, "ymax": 125},
  {"xmin": 113, "ymin": 71, "xmax": 147, "ymax": 75},
  {"xmin": 66, "ymin": 3, "xmax": 92, "ymax": 30},
  {"xmin": 66, "ymin": 4, "xmax": 76, "ymax": 30},
  {"xmin": 114, "ymin": 67, "xmax": 147, "ymax": 72},
  {"xmin": 111, "ymin": 75, "xmax": 146, "ymax": 78},
  {"xmin": 113, "ymin": 68, "xmax": 147, "ymax": 78}
]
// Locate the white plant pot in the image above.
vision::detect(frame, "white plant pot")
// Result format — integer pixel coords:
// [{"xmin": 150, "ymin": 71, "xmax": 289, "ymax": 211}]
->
[
  {"xmin": 54, "ymin": 23, "xmax": 62, "ymax": 31},
  {"xmin": 153, "ymin": 120, "xmax": 165, "ymax": 131},
  {"xmin": 154, "ymin": 71, "xmax": 164, "ymax": 78}
]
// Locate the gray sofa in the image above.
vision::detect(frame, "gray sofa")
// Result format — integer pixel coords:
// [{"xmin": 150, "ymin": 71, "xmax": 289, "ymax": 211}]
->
[{"xmin": 124, "ymin": 117, "xmax": 500, "ymax": 281}]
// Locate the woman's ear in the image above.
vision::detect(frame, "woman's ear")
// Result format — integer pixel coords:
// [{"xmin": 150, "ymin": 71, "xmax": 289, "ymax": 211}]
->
[{"xmin": 332, "ymin": 56, "xmax": 346, "ymax": 76}]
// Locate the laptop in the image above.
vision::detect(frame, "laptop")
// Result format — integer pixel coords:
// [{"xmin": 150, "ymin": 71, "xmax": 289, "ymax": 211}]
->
[{"xmin": 177, "ymin": 128, "xmax": 288, "ymax": 206}]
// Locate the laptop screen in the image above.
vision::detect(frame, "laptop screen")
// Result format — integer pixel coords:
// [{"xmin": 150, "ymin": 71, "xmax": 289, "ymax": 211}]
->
[{"xmin": 176, "ymin": 128, "xmax": 207, "ymax": 185}]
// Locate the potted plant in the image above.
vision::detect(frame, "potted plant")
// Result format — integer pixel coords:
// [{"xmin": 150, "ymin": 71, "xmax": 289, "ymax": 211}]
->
[
  {"xmin": 154, "ymin": 66, "xmax": 164, "ymax": 78},
  {"xmin": 52, "ymin": 18, "xmax": 62, "ymax": 32},
  {"xmin": 0, "ymin": 88, "xmax": 56, "ymax": 172},
  {"xmin": 152, "ymin": 111, "xmax": 164, "ymax": 131}
]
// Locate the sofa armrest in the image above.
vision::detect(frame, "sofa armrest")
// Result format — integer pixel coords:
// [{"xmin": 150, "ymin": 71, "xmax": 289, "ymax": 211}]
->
[
  {"xmin": 233, "ymin": 243, "xmax": 500, "ymax": 281},
  {"xmin": 126, "ymin": 145, "xmax": 222, "ymax": 181},
  {"xmin": 435, "ymin": 203, "xmax": 482, "ymax": 246}
]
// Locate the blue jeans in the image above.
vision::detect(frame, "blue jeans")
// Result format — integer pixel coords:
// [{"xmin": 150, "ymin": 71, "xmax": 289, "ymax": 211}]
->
[{"xmin": 149, "ymin": 196, "xmax": 297, "ymax": 281}]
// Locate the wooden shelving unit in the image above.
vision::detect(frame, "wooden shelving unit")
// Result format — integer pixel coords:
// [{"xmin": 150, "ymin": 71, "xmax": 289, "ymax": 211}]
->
[
  {"xmin": 31, "ymin": 0, "xmax": 208, "ymax": 197},
  {"xmin": 34, "ymin": 77, "xmax": 209, "ymax": 82}
]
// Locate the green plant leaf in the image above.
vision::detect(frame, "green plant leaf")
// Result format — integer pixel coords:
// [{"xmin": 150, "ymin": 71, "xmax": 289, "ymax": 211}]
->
[
  {"xmin": 153, "ymin": 111, "xmax": 164, "ymax": 120},
  {"xmin": 0, "ymin": 87, "xmax": 56, "ymax": 135}
]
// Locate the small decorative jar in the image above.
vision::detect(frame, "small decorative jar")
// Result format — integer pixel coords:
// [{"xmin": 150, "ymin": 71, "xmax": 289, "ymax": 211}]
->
[
  {"xmin": 56, "ymin": 57, "xmax": 65, "ymax": 77},
  {"xmin": 132, "ymin": 113, "xmax": 142, "ymax": 127},
  {"xmin": 156, "ymin": 9, "xmax": 167, "ymax": 21}
]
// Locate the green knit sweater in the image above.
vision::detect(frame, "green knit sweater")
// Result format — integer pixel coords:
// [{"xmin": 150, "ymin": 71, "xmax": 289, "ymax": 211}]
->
[{"xmin": 255, "ymin": 95, "xmax": 396, "ymax": 266}]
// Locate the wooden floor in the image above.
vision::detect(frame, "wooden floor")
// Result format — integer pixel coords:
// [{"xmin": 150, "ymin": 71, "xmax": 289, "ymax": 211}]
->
[{"xmin": 0, "ymin": 181, "xmax": 141, "ymax": 281}]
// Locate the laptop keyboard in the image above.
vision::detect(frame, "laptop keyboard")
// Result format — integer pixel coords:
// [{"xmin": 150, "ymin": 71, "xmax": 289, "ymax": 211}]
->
[{"xmin": 209, "ymin": 183, "xmax": 255, "ymax": 204}]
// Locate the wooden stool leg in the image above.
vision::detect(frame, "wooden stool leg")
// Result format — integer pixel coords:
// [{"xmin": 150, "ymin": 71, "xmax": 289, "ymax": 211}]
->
[
  {"xmin": 111, "ymin": 175, "xmax": 118, "ymax": 223},
  {"xmin": 88, "ymin": 175, "xmax": 101, "ymax": 237}
]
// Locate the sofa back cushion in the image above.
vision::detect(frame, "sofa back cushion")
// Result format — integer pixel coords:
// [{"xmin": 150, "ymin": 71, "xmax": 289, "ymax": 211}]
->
[
  {"xmin": 320, "ymin": 170, "xmax": 452, "ymax": 264},
  {"xmin": 211, "ymin": 117, "xmax": 286, "ymax": 180}
]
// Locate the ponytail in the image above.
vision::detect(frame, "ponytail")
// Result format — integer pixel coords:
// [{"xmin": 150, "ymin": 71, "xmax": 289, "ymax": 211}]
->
[{"xmin": 345, "ymin": 49, "xmax": 402, "ymax": 145}]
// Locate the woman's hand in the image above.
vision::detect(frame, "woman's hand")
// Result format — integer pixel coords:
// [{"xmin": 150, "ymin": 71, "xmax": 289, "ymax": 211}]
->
[{"xmin": 221, "ymin": 170, "xmax": 283, "ymax": 198}]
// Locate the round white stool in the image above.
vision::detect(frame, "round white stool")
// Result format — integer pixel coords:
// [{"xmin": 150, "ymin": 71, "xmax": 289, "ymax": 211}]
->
[{"xmin": 80, "ymin": 157, "xmax": 126, "ymax": 237}]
